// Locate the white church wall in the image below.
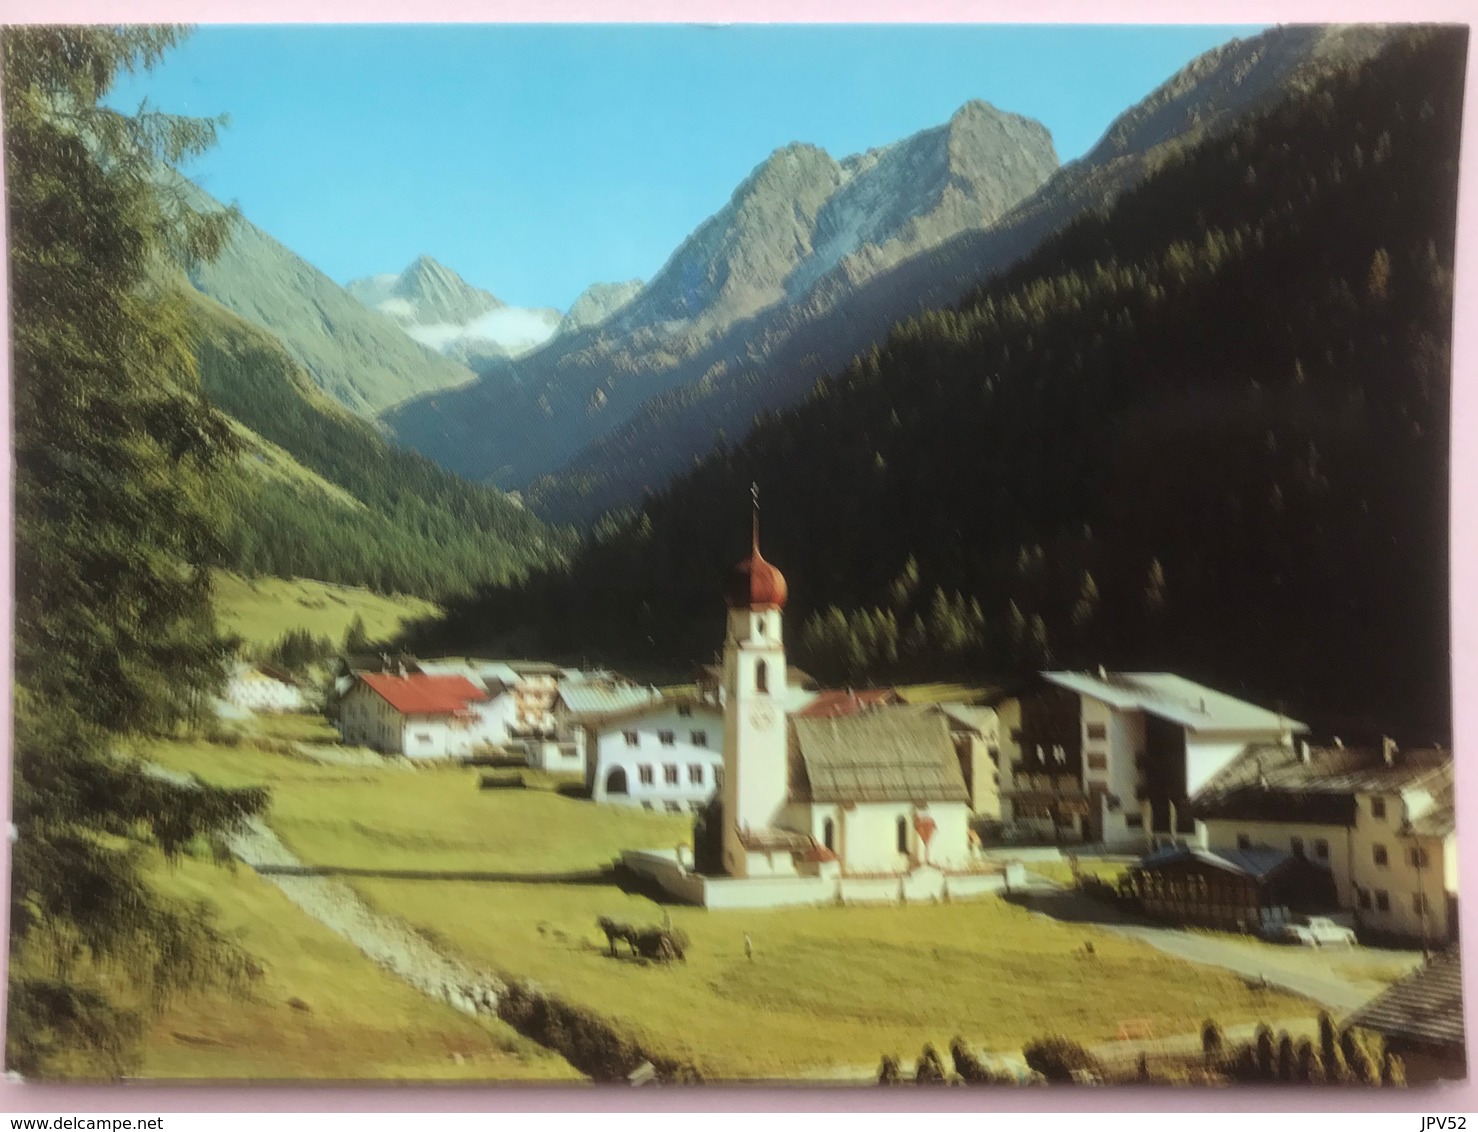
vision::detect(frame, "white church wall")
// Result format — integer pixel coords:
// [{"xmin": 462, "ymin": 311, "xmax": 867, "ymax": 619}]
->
[
  {"xmin": 920, "ymin": 803, "xmax": 973, "ymax": 869},
  {"xmin": 842, "ymin": 803, "xmax": 914, "ymax": 874}
]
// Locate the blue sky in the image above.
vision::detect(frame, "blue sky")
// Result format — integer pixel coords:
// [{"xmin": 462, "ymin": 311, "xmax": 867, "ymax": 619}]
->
[{"xmin": 110, "ymin": 24, "xmax": 1264, "ymax": 311}]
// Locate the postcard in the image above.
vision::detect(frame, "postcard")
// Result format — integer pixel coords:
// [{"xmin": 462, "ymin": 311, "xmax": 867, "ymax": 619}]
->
[{"xmin": 4, "ymin": 20, "xmax": 1467, "ymax": 1089}]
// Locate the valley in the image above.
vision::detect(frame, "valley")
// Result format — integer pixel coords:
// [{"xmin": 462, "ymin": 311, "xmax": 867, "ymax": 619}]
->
[{"xmin": 7, "ymin": 20, "xmax": 1465, "ymax": 1091}]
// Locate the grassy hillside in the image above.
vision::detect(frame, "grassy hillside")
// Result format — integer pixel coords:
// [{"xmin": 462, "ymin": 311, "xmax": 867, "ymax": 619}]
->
[
  {"xmin": 174, "ymin": 174, "xmax": 476, "ymax": 418},
  {"xmin": 141, "ymin": 844, "xmax": 579, "ymax": 1081},
  {"xmin": 187, "ymin": 288, "xmax": 575, "ymax": 599},
  {"xmin": 412, "ymin": 29, "xmax": 1463, "ymax": 742},
  {"xmin": 211, "ymin": 572, "xmax": 439, "ymax": 650}
]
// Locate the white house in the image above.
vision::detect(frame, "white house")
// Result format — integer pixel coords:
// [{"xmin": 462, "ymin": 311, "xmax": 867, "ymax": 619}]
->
[
  {"xmin": 225, "ymin": 663, "xmax": 307, "ymax": 713},
  {"xmin": 581, "ymin": 694, "xmax": 725, "ymax": 812},
  {"xmin": 994, "ymin": 670, "xmax": 1305, "ymax": 849},
  {"xmin": 1191, "ymin": 741, "xmax": 1456, "ymax": 943},
  {"xmin": 338, "ymin": 672, "xmax": 501, "ymax": 759},
  {"xmin": 545, "ymin": 680, "xmax": 662, "ymax": 775}
]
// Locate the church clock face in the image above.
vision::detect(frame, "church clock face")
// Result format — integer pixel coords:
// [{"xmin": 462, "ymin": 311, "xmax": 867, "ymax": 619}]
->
[{"xmin": 749, "ymin": 706, "xmax": 777, "ymax": 730}]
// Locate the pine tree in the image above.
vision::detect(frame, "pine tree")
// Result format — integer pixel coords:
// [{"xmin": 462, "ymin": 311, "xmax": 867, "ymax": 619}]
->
[
  {"xmin": 6, "ymin": 27, "xmax": 267, "ymax": 1078},
  {"xmin": 342, "ymin": 614, "xmax": 371, "ymax": 654}
]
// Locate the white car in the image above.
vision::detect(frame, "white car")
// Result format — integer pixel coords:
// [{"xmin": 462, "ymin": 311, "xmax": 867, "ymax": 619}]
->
[{"xmin": 1270, "ymin": 915, "xmax": 1357, "ymax": 947}]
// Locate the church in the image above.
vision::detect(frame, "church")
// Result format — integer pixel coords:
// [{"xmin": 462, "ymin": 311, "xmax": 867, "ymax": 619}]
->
[{"xmin": 622, "ymin": 512, "xmax": 998, "ymax": 908}]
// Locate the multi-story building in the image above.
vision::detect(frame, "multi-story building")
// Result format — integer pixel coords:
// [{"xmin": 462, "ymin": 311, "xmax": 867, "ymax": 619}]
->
[
  {"xmin": 994, "ymin": 670, "xmax": 1305, "ymax": 849},
  {"xmin": 1191, "ymin": 741, "xmax": 1456, "ymax": 943}
]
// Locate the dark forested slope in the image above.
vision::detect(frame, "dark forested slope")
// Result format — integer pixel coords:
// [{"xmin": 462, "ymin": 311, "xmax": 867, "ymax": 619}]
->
[{"xmin": 410, "ymin": 29, "xmax": 1464, "ymax": 741}]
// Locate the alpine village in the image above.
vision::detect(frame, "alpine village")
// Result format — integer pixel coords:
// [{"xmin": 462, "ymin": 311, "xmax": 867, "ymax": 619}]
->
[{"xmin": 5, "ymin": 24, "xmax": 1468, "ymax": 1088}]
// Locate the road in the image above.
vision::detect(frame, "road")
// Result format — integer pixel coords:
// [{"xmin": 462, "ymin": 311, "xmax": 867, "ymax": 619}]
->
[{"xmin": 1014, "ymin": 879, "xmax": 1418, "ymax": 1012}]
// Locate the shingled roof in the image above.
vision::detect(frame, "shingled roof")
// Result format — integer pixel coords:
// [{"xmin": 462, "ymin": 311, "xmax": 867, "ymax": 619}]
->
[
  {"xmin": 790, "ymin": 710, "xmax": 968, "ymax": 804},
  {"xmin": 1344, "ymin": 949, "xmax": 1465, "ymax": 1052},
  {"xmin": 1189, "ymin": 743, "xmax": 1453, "ymax": 825}
]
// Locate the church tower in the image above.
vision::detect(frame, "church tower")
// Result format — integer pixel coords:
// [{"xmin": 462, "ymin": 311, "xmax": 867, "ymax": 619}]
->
[{"xmin": 719, "ymin": 492, "xmax": 790, "ymax": 878}]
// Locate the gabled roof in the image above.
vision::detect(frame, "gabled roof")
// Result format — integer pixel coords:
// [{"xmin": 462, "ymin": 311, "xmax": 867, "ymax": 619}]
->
[
  {"xmin": 931, "ymin": 703, "xmax": 998, "ymax": 735},
  {"xmin": 557, "ymin": 682, "xmax": 664, "ymax": 719},
  {"xmin": 356, "ymin": 672, "xmax": 489, "ymax": 716},
  {"xmin": 1191, "ymin": 743, "xmax": 1453, "ymax": 824},
  {"xmin": 1344, "ymin": 949, "xmax": 1465, "ymax": 1051},
  {"xmin": 416, "ymin": 658, "xmax": 522, "ymax": 686},
  {"xmin": 1137, "ymin": 843, "xmax": 1292, "ymax": 880},
  {"xmin": 1041, "ymin": 671, "xmax": 1306, "ymax": 734},
  {"xmin": 794, "ymin": 688, "xmax": 903, "ymax": 719},
  {"xmin": 790, "ymin": 710, "xmax": 969, "ymax": 804}
]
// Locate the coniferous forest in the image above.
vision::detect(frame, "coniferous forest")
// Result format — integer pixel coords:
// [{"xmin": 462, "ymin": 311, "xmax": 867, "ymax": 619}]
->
[
  {"xmin": 188, "ymin": 291, "xmax": 577, "ymax": 598},
  {"xmin": 415, "ymin": 29, "xmax": 1465, "ymax": 743}
]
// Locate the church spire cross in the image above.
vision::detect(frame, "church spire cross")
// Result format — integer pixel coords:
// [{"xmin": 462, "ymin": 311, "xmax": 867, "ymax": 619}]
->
[{"xmin": 751, "ymin": 482, "xmax": 760, "ymax": 551}]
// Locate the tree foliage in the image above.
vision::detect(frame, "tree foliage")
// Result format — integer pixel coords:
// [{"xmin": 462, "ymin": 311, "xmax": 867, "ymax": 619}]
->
[{"xmin": 6, "ymin": 26, "xmax": 267, "ymax": 1077}]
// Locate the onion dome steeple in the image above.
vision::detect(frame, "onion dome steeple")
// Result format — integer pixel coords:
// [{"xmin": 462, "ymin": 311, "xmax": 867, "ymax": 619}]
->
[{"xmin": 724, "ymin": 483, "xmax": 788, "ymax": 610}]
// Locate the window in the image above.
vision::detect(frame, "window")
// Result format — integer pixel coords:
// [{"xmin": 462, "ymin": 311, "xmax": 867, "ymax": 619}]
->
[
  {"xmin": 623, "ymin": 730, "xmax": 639, "ymax": 747},
  {"xmin": 1052, "ymin": 745, "xmax": 1067, "ymax": 765},
  {"xmin": 1086, "ymin": 723, "xmax": 1107, "ymax": 740},
  {"xmin": 1414, "ymin": 893, "xmax": 1429, "ymax": 915},
  {"xmin": 688, "ymin": 764, "xmax": 704, "ymax": 785},
  {"xmin": 665, "ymin": 801, "xmax": 683, "ymax": 814},
  {"xmin": 659, "ymin": 730, "xmax": 676, "ymax": 746},
  {"xmin": 1373, "ymin": 844, "xmax": 1389, "ymax": 867},
  {"xmin": 987, "ymin": 745, "xmax": 1000, "ymax": 765},
  {"xmin": 1125, "ymin": 814, "xmax": 1144, "ymax": 829},
  {"xmin": 664, "ymin": 764, "xmax": 679, "ymax": 786},
  {"xmin": 1411, "ymin": 846, "xmax": 1429, "ymax": 868},
  {"xmin": 1371, "ymin": 797, "xmax": 1387, "ymax": 820},
  {"xmin": 822, "ymin": 818, "xmax": 835, "ymax": 851},
  {"xmin": 415, "ymin": 733, "xmax": 432, "ymax": 743},
  {"xmin": 1237, "ymin": 834, "xmax": 1252, "ymax": 850},
  {"xmin": 714, "ymin": 768, "xmax": 723, "ymax": 789},
  {"xmin": 1291, "ymin": 836, "xmax": 1305, "ymax": 859},
  {"xmin": 1087, "ymin": 753, "xmax": 1108, "ymax": 771},
  {"xmin": 1357, "ymin": 889, "xmax": 1372, "ymax": 910},
  {"xmin": 1010, "ymin": 727, "xmax": 1023, "ymax": 742},
  {"xmin": 690, "ymin": 730, "xmax": 708, "ymax": 747},
  {"xmin": 1036, "ymin": 745, "xmax": 1047, "ymax": 765},
  {"xmin": 896, "ymin": 816, "xmax": 909, "ymax": 854},
  {"xmin": 638, "ymin": 765, "xmax": 654, "ymax": 786},
  {"xmin": 641, "ymin": 801, "xmax": 654, "ymax": 811},
  {"xmin": 755, "ymin": 660, "xmax": 769, "ymax": 694},
  {"xmin": 677, "ymin": 704, "xmax": 693, "ymax": 718},
  {"xmin": 1314, "ymin": 839, "xmax": 1330, "ymax": 861},
  {"xmin": 1375, "ymin": 890, "xmax": 1390, "ymax": 913}
]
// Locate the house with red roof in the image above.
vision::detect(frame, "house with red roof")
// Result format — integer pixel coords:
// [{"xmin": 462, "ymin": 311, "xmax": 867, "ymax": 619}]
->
[{"xmin": 339, "ymin": 671, "xmax": 499, "ymax": 759}]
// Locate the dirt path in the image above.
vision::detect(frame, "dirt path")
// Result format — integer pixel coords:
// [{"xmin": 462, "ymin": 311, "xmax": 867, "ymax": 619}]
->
[
  {"xmin": 227, "ymin": 815, "xmax": 505, "ymax": 1017},
  {"xmin": 146, "ymin": 762, "xmax": 504, "ymax": 1019}
]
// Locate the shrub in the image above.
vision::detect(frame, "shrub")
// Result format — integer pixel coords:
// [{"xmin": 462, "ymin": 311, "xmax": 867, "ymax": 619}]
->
[
  {"xmin": 1255, "ymin": 1024, "xmax": 1276, "ymax": 1080},
  {"xmin": 1382, "ymin": 1052, "xmax": 1407, "ymax": 1087},
  {"xmin": 1023, "ymin": 1036, "xmax": 1107, "ymax": 1084},
  {"xmin": 951, "ymin": 1036, "xmax": 1012, "ymax": 1085},
  {"xmin": 878, "ymin": 1054, "xmax": 902, "ymax": 1085},
  {"xmin": 1318, "ymin": 1011, "xmax": 1339, "ymax": 1066},
  {"xmin": 1277, "ymin": 1032, "xmax": 1296, "ymax": 1082},
  {"xmin": 1201, "ymin": 1018, "xmax": 1226, "ymax": 1066},
  {"xmin": 915, "ymin": 1043, "xmax": 948, "ymax": 1084}
]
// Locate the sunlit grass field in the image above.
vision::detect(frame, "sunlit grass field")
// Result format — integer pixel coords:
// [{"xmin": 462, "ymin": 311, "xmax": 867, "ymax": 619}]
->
[
  {"xmin": 141, "ymin": 849, "xmax": 580, "ymax": 1081},
  {"xmin": 152, "ymin": 731, "xmax": 1311, "ymax": 1080},
  {"xmin": 212, "ymin": 571, "xmax": 439, "ymax": 649}
]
